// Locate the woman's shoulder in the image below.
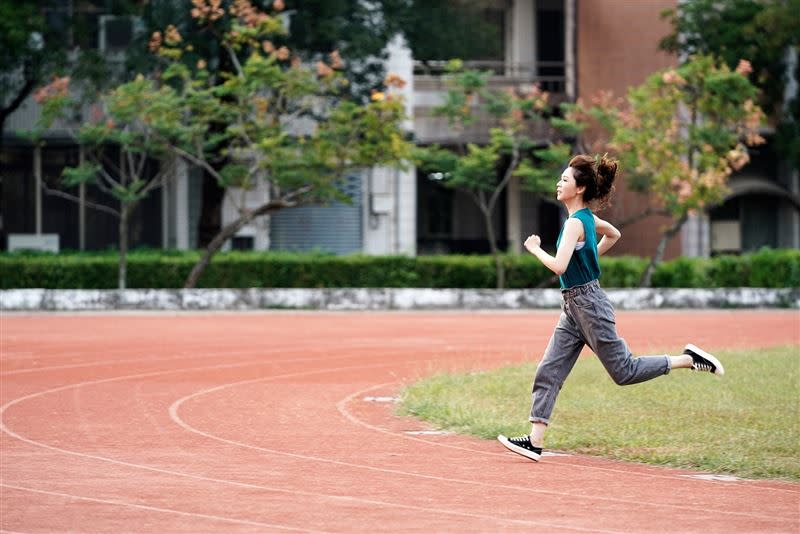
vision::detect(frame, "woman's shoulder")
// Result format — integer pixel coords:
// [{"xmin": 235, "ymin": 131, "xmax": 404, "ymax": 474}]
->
[{"xmin": 571, "ymin": 207, "xmax": 594, "ymax": 220}]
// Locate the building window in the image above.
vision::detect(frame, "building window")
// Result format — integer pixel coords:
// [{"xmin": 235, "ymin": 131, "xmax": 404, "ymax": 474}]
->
[
  {"xmin": 231, "ymin": 235, "xmax": 254, "ymax": 250},
  {"xmin": 537, "ymin": 0, "xmax": 565, "ymax": 91}
]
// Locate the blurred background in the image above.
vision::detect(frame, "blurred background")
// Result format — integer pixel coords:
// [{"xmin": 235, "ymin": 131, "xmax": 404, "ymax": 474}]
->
[{"xmin": 1, "ymin": 0, "xmax": 798, "ymax": 291}]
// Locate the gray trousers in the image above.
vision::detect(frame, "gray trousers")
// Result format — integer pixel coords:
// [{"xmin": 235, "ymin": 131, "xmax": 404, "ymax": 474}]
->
[{"xmin": 530, "ymin": 280, "xmax": 671, "ymax": 424}]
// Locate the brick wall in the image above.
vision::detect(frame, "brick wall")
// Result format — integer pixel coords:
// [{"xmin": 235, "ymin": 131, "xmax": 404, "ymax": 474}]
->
[{"xmin": 577, "ymin": 0, "xmax": 682, "ymax": 259}]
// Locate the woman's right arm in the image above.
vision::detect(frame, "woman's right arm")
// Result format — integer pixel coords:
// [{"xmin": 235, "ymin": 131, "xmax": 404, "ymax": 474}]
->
[{"xmin": 594, "ymin": 215, "xmax": 621, "ymax": 256}]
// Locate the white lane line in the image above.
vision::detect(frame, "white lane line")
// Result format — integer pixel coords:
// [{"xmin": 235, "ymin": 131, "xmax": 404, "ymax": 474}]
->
[
  {"xmin": 1, "ymin": 359, "xmax": 587, "ymax": 532},
  {"xmin": 337, "ymin": 381, "xmax": 800, "ymax": 496},
  {"xmin": 0, "ymin": 483, "xmax": 328, "ymax": 533},
  {"xmin": 1, "ymin": 339, "xmax": 446, "ymax": 376},
  {"xmin": 171, "ymin": 369, "xmax": 795, "ymax": 523},
  {"xmin": 4, "ymin": 348, "xmax": 796, "ymax": 529}
]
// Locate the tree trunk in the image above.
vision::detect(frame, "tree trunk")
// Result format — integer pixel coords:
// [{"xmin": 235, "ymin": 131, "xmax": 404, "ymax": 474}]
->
[
  {"xmin": 0, "ymin": 77, "xmax": 37, "ymax": 151},
  {"xmin": 184, "ymin": 198, "xmax": 294, "ymax": 289},
  {"xmin": 639, "ymin": 214, "xmax": 688, "ymax": 288},
  {"xmin": 119, "ymin": 205, "xmax": 129, "ymax": 290},
  {"xmin": 482, "ymin": 208, "xmax": 505, "ymax": 289},
  {"xmin": 185, "ymin": 214, "xmax": 254, "ymax": 289},
  {"xmin": 196, "ymin": 168, "xmax": 225, "ymax": 248}
]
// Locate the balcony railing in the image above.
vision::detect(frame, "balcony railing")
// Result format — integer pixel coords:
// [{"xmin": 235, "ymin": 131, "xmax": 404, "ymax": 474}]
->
[
  {"xmin": 412, "ymin": 60, "xmax": 568, "ymax": 145},
  {"xmin": 413, "ymin": 60, "xmax": 566, "ymax": 93}
]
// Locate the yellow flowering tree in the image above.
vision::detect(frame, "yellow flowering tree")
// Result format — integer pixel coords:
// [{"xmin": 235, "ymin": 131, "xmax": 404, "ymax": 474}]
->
[
  {"xmin": 565, "ymin": 55, "xmax": 765, "ymax": 286},
  {"xmin": 37, "ymin": 0, "xmax": 412, "ymax": 289}
]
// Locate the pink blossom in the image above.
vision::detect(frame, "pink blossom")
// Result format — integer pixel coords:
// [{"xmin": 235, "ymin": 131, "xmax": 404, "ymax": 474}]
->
[{"xmin": 735, "ymin": 59, "xmax": 753, "ymax": 76}]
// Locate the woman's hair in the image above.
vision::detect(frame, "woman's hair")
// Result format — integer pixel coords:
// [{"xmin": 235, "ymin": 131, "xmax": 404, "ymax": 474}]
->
[{"xmin": 568, "ymin": 153, "xmax": 618, "ymax": 208}]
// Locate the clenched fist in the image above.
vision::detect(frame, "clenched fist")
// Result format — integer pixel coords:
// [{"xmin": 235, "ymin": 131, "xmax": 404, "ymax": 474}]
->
[{"xmin": 524, "ymin": 234, "xmax": 541, "ymax": 253}]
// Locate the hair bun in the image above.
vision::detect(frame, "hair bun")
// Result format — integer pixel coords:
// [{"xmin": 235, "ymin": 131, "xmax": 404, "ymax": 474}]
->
[{"xmin": 595, "ymin": 154, "xmax": 618, "ymax": 199}]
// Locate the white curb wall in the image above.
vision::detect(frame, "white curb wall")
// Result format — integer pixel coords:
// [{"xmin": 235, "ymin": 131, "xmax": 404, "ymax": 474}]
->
[{"xmin": 1, "ymin": 288, "xmax": 798, "ymax": 311}]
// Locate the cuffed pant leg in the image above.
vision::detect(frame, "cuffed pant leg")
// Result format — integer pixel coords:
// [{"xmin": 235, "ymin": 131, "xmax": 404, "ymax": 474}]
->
[{"xmin": 529, "ymin": 311, "xmax": 585, "ymax": 424}]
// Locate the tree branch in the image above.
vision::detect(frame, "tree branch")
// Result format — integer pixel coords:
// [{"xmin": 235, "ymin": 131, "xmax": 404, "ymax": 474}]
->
[
  {"xmin": 170, "ymin": 144, "xmax": 224, "ymax": 183},
  {"xmin": 0, "ymin": 77, "xmax": 37, "ymax": 127},
  {"xmin": 488, "ymin": 142, "xmax": 519, "ymax": 213},
  {"xmin": 83, "ymin": 152, "xmax": 121, "ymax": 196},
  {"xmin": 40, "ymin": 183, "xmax": 120, "ymax": 218},
  {"xmin": 223, "ymin": 43, "xmax": 245, "ymax": 79}
]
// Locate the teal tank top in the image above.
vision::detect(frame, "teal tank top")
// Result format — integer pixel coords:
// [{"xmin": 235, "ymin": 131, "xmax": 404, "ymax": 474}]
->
[{"xmin": 556, "ymin": 208, "xmax": 601, "ymax": 289}]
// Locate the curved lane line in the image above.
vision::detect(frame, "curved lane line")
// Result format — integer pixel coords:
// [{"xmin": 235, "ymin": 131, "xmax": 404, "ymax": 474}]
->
[
  {"xmin": 336, "ymin": 381, "xmax": 800, "ymax": 496},
  {"xmin": 1, "ymin": 339, "xmax": 445, "ymax": 376},
  {"xmin": 5, "ymin": 345, "xmax": 795, "ymax": 528},
  {"xmin": 1, "ymin": 358, "xmax": 595, "ymax": 532},
  {"xmin": 1, "ymin": 483, "xmax": 328, "ymax": 533},
  {"xmin": 170, "ymin": 366, "xmax": 792, "ymax": 523}
]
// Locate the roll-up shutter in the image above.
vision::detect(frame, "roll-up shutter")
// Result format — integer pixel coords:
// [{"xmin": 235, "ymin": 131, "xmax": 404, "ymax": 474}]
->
[{"xmin": 269, "ymin": 174, "xmax": 363, "ymax": 254}]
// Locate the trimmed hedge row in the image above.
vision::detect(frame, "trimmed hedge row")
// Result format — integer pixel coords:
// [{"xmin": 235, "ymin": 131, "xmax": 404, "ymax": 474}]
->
[{"xmin": 1, "ymin": 248, "xmax": 798, "ymax": 289}]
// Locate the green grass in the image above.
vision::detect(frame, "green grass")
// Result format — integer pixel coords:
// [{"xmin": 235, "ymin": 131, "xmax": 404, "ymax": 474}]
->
[{"xmin": 398, "ymin": 345, "xmax": 800, "ymax": 481}]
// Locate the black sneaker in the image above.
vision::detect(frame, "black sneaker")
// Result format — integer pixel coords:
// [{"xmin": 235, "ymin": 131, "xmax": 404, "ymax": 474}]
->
[
  {"xmin": 497, "ymin": 434, "xmax": 542, "ymax": 462},
  {"xmin": 684, "ymin": 344, "xmax": 725, "ymax": 376}
]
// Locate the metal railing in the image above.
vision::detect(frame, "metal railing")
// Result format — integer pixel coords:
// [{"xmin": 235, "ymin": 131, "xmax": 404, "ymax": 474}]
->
[{"xmin": 413, "ymin": 60, "xmax": 566, "ymax": 93}]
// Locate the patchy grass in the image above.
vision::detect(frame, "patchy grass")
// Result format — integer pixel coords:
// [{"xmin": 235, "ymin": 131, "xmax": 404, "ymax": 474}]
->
[{"xmin": 398, "ymin": 345, "xmax": 800, "ymax": 481}]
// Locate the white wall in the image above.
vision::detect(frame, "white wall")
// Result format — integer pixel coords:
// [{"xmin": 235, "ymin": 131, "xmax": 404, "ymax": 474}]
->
[
  {"xmin": 363, "ymin": 34, "xmax": 416, "ymax": 256},
  {"xmin": 221, "ymin": 177, "xmax": 271, "ymax": 251}
]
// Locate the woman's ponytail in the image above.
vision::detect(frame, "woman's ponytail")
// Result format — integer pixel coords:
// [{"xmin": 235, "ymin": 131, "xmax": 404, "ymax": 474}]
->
[
  {"xmin": 595, "ymin": 154, "xmax": 618, "ymax": 203},
  {"xmin": 569, "ymin": 153, "xmax": 618, "ymax": 209}
]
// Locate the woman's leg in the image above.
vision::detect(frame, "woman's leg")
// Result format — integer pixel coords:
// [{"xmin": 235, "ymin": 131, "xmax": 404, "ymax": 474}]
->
[
  {"xmin": 574, "ymin": 291, "xmax": 671, "ymax": 385},
  {"xmin": 498, "ymin": 309, "xmax": 585, "ymax": 461},
  {"xmin": 528, "ymin": 310, "xmax": 586, "ymax": 443}
]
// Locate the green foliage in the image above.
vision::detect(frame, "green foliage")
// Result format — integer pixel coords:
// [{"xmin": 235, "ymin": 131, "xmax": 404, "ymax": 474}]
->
[
  {"xmin": 32, "ymin": 2, "xmax": 412, "ymax": 289},
  {"xmin": 522, "ymin": 142, "xmax": 572, "ymax": 193},
  {"xmin": 1, "ymin": 1, "xmax": 66, "ymax": 123},
  {"xmin": 659, "ymin": 0, "xmax": 800, "ymax": 165},
  {"xmin": 2, "ymin": 249, "xmax": 797, "ymax": 290},
  {"xmin": 415, "ymin": 61, "xmax": 558, "ymax": 287},
  {"xmin": 565, "ymin": 55, "xmax": 765, "ymax": 220},
  {"xmin": 398, "ymin": 2, "xmax": 504, "ymax": 64}
]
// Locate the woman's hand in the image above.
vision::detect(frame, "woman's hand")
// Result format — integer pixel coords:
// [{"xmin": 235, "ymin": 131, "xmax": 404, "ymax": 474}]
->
[{"xmin": 524, "ymin": 234, "xmax": 541, "ymax": 253}]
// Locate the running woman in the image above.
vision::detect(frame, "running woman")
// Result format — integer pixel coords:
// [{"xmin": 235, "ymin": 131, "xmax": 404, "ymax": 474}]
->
[{"xmin": 498, "ymin": 154, "xmax": 724, "ymax": 462}]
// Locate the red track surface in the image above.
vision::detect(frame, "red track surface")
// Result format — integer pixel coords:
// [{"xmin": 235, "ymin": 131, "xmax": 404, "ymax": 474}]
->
[{"xmin": 2, "ymin": 310, "xmax": 799, "ymax": 533}]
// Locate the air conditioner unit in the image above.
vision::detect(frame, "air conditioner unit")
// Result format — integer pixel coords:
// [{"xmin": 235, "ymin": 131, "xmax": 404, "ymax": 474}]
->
[
  {"xmin": 8, "ymin": 234, "xmax": 60, "ymax": 253},
  {"xmin": 711, "ymin": 220, "xmax": 742, "ymax": 253},
  {"xmin": 98, "ymin": 15, "xmax": 143, "ymax": 58}
]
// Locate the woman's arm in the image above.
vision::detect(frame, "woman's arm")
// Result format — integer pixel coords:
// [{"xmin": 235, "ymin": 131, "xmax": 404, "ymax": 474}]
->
[
  {"xmin": 524, "ymin": 218, "xmax": 582, "ymax": 276},
  {"xmin": 594, "ymin": 215, "xmax": 621, "ymax": 256}
]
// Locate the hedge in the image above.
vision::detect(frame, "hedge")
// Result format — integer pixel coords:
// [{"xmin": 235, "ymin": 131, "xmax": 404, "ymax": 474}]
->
[{"xmin": 0, "ymin": 248, "xmax": 798, "ymax": 289}]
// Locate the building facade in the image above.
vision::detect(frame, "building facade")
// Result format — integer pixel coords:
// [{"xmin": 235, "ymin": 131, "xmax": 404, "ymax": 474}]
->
[{"xmin": 2, "ymin": 0, "xmax": 797, "ymax": 258}]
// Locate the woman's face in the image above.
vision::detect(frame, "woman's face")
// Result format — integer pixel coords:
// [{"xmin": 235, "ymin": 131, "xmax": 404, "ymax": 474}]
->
[{"xmin": 556, "ymin": 167, "xmax": 583, "ymax": 202}]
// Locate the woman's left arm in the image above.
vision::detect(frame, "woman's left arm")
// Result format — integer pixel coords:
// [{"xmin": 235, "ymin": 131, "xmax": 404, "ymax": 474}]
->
[{"xmin": 593, "ymin": 215, "xmax": 621, "ymax": 256}]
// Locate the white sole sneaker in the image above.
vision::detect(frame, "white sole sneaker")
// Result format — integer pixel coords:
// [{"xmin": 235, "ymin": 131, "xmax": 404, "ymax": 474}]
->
[
  {"xmin": 684, "ymin": 344, "xmax": 725, "ymax": 376},
  {"xmin": 497, "ymin": 434, "xmax": 542, "ymax": 462}
]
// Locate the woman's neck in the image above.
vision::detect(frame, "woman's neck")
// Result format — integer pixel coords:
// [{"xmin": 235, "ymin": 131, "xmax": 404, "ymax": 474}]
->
[{"xmin": 564, "ymin": 197, "xmax": 586, "ymax": 216}]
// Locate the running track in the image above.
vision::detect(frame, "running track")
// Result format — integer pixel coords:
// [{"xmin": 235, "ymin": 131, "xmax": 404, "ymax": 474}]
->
[{"xmin": 2, "ymin": 310, "xmax": 798, "ymax": 533}]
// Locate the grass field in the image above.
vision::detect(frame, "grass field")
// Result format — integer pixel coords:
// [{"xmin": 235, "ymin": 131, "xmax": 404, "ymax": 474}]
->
[{"xmin": 399, "ymin": 345, "xmax": 800, "ymax": 481}]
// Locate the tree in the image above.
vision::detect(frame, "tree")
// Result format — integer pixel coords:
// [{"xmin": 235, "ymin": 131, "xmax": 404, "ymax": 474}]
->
[
  {"xmin": 567, "ymin": 55, "xmax": 766, "ymax": 287},
  {"xmin": 398, "ymin": 0, "xmax": 504, "ymax": 65},
  {"xmin": 126, "ymin": 0, "xmax": 417, "ymax": 247},
  {"xmin": 126, "ymin": 1, "xmax": 503, "ymax": 248},
  {"xmin": 0, "ymin": 0, "xmax": 143, "ymax": 146},
  {"xmin": 1, "ymin": 1, "xmax": 64, "ymax": 145},
  {"xmin": 660, "ymin": 0, "xmax": 800, "ymax": 167},
  {"xmin": 416, "ymin": 61, "xmax": 554, "ymax": 289},
  {"xmin": 34, "ymin": 74, "xmax": 182, "ymax": 289},
  {"xmin": 41, "ymin": 1, "xmax": 413, "ymax": 289}
]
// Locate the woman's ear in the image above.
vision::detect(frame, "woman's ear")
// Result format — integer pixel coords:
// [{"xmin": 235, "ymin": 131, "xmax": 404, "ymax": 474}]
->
[{"xmin": 576, "ymin": 184, "xmax": 586, "ymax": 197}]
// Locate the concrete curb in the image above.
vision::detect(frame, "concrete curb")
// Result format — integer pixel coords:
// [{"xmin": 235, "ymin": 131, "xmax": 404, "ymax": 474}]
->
[{"xmin": 2, "ymin": 288, "xmax": 798, "ymax": 311}]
